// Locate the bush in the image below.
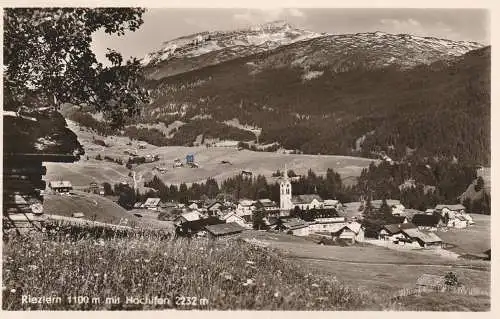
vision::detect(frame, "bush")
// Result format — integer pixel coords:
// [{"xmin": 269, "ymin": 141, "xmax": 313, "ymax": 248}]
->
[{"xmin": 444, "ymin": 272, "xmax": 460, "ymax": 287}]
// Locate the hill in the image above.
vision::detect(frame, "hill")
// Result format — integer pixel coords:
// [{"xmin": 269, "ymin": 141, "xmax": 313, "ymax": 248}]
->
[
  {"xmin": 45, "ymin": 120, "xmax": 375, "ymax": 191},
  {"xmin": 134, "ymin": 25, "xmax": 490, "ymax": 165},
  {"xmin": 42, "ymin": 191, "xmax": 138, "ymax": 225}
]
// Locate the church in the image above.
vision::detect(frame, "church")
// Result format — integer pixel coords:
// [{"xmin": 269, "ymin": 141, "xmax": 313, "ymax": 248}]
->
[{"xmin": 280, "ymin": 170, "xmax": 335, "ymax": 212}]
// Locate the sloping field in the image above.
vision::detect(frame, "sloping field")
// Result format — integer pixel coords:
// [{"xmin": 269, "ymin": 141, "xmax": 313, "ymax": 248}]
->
[
  {"xmin": 436, "ymin": 214, "xmax": 491, "ymax": 256},
  {"xmin": 45, "ymin": 119, "xmax": 375, "ymax": 188},
  {"xmin": 241, "ymin": 231, "xmax": 490, "ymax": 297},
  {"xmin": 43, "ymin": 191, "xmax": 138, "ymax": 225},
  {"xmin": 44, "ymin": 161, "xmax": 132, "ymax": 187}
]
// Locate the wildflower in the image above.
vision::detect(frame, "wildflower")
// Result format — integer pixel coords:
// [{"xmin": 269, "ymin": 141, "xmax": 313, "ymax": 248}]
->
[
  {"xmin": 134, "ymin": 259, "xmax": 140, "ymax": 263},
  {"xmin": 10, "ymin": 289, "xmax": 16, "ymax": 293},
  {"xmin": 28, "ymin": 265, "xmax": 38, "ymax": 271},
  {"xmin": 94, "ymin": 273, "xmax": 99, "ymax": 277},
  {"xmin": 221, "ymin": 272, "xmax": 233, "ymax": 281},
  {"xmin": 312, "ymin": 283, "xmax": 319, "ymax": 288},
  {"xmin": 144, "ymin": 259, "xmax": 150, "ymax": 263},
  {"xmin": 246, "ymin": 260, "xmax": 255, "ymax": 265},
  {"xmin": 182, "ymin": 266, "xmax": 187, "ymax": 270},
  {"xmin": 242, "ymin": 279, "xmax": 254, "ymax": 286},
  {"xmin": 274, "ymin": 291, "xmax": 280, "ymax": 298}
]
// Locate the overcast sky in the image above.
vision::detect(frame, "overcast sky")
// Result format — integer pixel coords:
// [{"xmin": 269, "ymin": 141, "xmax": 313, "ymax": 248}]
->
[{"xmin": 91, "ymin": 8, "xmax": 489, "ymax": 64}]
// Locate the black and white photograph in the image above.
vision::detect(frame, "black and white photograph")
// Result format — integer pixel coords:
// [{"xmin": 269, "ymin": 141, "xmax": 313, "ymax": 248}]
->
[{"xmin": 1, "ymin": 1, "xmax": 493, "ymax": 312}]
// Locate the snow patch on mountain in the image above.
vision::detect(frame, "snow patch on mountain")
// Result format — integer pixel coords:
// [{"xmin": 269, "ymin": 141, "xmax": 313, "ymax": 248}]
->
[{"xmin": 141, "ymin": 20, "xmax": 322, "ymax": 67}]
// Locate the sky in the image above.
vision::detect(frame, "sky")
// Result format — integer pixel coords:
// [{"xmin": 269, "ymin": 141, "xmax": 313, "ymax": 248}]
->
[{"xmin": 91, "ymin": 8, "xmax": 490, "ymax": 64}]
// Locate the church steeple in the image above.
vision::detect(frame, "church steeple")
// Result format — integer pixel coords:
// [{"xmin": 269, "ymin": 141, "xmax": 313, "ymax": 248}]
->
[{"xmin": 280, "ymin": 164, "xmax": 292, "ymax": 210}]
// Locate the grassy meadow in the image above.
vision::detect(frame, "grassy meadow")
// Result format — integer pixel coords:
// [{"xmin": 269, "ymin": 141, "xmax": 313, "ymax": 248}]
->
[{"xmin": 2, "ymin": 229, "xmax": 377, "ymax": 311}]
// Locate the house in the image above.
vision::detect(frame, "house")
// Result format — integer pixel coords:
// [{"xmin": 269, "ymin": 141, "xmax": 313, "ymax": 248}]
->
[
  {"xmin": 434, "ymin": 204, "xmax": 466, "ymax": 219},
  {"xmin": 291, "ymin": 194, "xmax": 324, "ymax": 210},
  {"xmin": 448, "ymin": 215, "xmax": 468, "ymax": 229},
  {"xmin": 133, "ymin": 202, "xmax": 143, "ymax": 209},
  {"xmin": 48, "ymin": 180, "xmax": 72, "ymax": 193},
  {"xmin": 143, "ymin": 197, "xmax": 161, "ymax": 211},
  {"xmin": 175, "ymin": 216, "xmax": 224, "ymax": 237},
  {"xmin": 401, "ymin": 228, "xmax": 443, "ymax": 248},
  {"xmin": 323, "ymin": 199, "xmax": 341, "ymax": 210},
  {"xmin": 206, "ymin": 201, "xmax": 224, "ymax": 216},
  {"xmin": 256, "ymin": 198, "xmax": 279, "ymax": 213},
  {"xmin": 378, "ymin": 223, "xmax": 417, "ymax": 241},
  {"xmin": 174, "ymin": 211, "xmax": 202, "ymax": 226},
  {"xmin": 275, "ymin": 218, "xmax": 310, "ymax": 236},
  {"xmin": 371, "ymin": 199, "xmax": 405, "ymax": 215},
  {"xmin": 88, "ymin": 182, "xmax": 104, "ymax": 195},
  {"xmin": 334, "ymin": 222, "xmax": 365, "ymax": 244},
  {"xmin": 308, "ymin": 217, "xmax": 347, "ymax": 233},
  {"xmin": 411, "ymin": 213, "xmax": 443, "ymax": 230},
  {"xmin": 416, "ymin": 274, "xmax": 446, "ymax": 291},
  {"xmin": 395, "ymin": 208, "xmax": 423, "ymax": 220},
  {"xmin": 205, "ymin": 222, "xmax": 245, "ymax": 239},
  {"xmin": 221, "ymin": 212, "xmax": 253, "ymax": 229},
  {"xmin": 236, "ymin": 199, "xmax": 256, "ymax": 216},
  {"xmin": 188, "ymin": 202, "xmax": 199, "ymax": 210}
]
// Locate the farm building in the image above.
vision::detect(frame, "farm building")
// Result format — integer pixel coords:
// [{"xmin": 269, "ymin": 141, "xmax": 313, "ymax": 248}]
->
[
  {"xmin": 143, "ymin": 197, "xmax": 161, "ymax": 211},
  {"xmin": 331, "ymin": 222, "xmax": 365, "ymax": 244},
  {"xmin": 448, "ymin": 215, "xmax": 468, "ymax": 229},
  {"xmin": 378, "ymin": 223, "xmax": 417, "ymax": 241},
  {"xmin": 48, "ymin": 180, "xmax": 73, "ymax": 193},
  {"xmin": 236, "ymin": 199, "xmax": 256, "ymax": 216},
  {"xmin": 256, "ymin": 198, "xmax": 279, "ymax": 212},
  {"xmin": 323, "ymin": 199, "xmax": 342, "ymax": 210},
  {"xmin": 275, "ymin": 218, "xmax": 310, "ymax": 236},
  {"xmin": 434, "ymin": 204, "xmax": 466, "ymax": 218},
  {"xmin": 205, "ymin": 222, "xmax": 245, "ymax": 239},
  {"xmin": 291, "ymin": 194, "xmax": 324, "ymax": 210},
  {"xmin": 221, "ymin": 212, "xmax": 253, "ymax": 229},
  {"xmin": 175, "ymin": 216, "xmax": 224, "ymax": 237},
  {"xmin": 206, "ymin": 201, "xmax": 225, "ymax": 216},
  {"xmin": 401, "ymin": 228, "xmax": 443, "ymax": 248},
  {"xmin": 411, "ymin": 213, "xmax": 444, "ymax": 231},
  {"xmin": 308, "ymin": 217, "xmax": 347, "ymax": 233},
  {"xmin": 174, "ymin": 211, "xmax": 202, "ymax": 226},
  {"xmin": 88, "ymin": 182, "xmax": 104, "ymax": 195},
  {"xmin": 214, "ymin": 140, "xmax": 239, "ymax": 148}
]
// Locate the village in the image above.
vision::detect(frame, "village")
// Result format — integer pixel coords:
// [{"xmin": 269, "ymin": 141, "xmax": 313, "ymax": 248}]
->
[{"xmin": 44, "ymin": 161, "xmax": 484, "ymax": 258}]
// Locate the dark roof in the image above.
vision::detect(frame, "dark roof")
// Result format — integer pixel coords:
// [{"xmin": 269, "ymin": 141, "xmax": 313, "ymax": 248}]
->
[
  {"xmin": 205, "ymin": 222, "xmax": 245, "ymax": 236},
  {"xmin": 411, "ymin": 214, "xmax": 441, "ymax": 227},
  {"xmin": 382, "ymin": 224, "xmax": 403, "ymax": 235},
  {"xmin": 382, "ymin": 222, "xmax": 417, "ymax": 234},
  {"xmin": 179, "ymin": 216, "xmax": 224, "ymax": 232},
  {"xmin": 291, "ymin": 194, "xmax": 323, "ymax": 204}
]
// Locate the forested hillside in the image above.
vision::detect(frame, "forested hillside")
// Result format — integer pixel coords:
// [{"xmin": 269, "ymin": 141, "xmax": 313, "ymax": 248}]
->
[{"xmin": 141, "ymin": 45, "xmax": 489, "ymax": 165}]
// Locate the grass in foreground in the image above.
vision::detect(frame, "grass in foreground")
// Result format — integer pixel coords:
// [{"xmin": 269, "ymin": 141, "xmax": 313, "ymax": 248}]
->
[{"xmin": 2, "ymin": 232, "xmax": 377, "ymax": 310}]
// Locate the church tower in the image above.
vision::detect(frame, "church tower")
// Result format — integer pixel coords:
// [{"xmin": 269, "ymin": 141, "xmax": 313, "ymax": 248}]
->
[{"xmin": 280, "ymin": 165, "xmax": 292, "ymax": 210}]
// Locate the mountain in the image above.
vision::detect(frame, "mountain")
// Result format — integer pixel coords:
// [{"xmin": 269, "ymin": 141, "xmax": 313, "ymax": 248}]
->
[
  {"xmin": 71, "ymin": 22, "xmax": 490, "ymax": 165},
  {"xmin": 141, "ymin": 21, "xmax": 321, "ymax": 79}
]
